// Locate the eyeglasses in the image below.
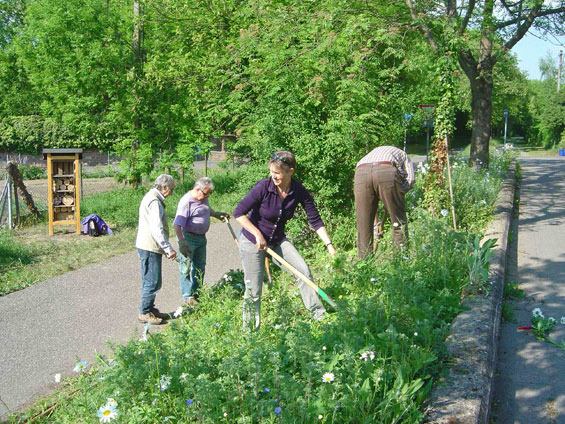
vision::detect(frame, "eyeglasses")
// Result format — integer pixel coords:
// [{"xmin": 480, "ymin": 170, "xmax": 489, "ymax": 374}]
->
[
  {"xmin": 197, "ymin": 187, "xmax": 211, "ymax": 197},
  {"xmin": 270, "ymin": 153, "xmax": 291, "ymax": 166}
]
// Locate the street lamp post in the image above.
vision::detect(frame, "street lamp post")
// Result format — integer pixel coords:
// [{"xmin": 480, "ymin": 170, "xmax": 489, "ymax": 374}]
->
[
  {"xmin": 402, "ymin": 113, "xmax": 412, "ymax": 151},
  {"xmin": 503, "ymin": 109, "xmax": 509, "ymax": 146}
]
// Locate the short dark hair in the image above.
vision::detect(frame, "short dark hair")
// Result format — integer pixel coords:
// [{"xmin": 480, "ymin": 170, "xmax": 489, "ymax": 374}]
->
[{"xmin": 269, "ymin": 150, "xmax": 296, "ymax": 170}]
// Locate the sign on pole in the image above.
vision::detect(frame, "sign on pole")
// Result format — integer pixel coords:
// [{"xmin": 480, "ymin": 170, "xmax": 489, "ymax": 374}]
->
[{"xmin": 419, "ymin": 104, "xmax": 435, "ymax": 120}]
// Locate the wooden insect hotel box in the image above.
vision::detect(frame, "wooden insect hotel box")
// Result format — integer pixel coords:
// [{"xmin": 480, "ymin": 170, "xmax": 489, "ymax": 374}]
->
[{"xmin": 42, "ymin": 148, "xmax": 82, "ymax": 235}]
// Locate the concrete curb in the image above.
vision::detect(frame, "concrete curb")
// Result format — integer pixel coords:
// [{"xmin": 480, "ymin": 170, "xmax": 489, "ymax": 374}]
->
[{"xmin": 425, "ymin": 161, "xmax": 517, "ymax": 423}]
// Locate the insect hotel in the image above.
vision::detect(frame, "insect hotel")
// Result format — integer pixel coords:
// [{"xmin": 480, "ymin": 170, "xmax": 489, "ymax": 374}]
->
[{"xmin": 42, "ymin": 148, "xmax": 82, "ymax": 235}]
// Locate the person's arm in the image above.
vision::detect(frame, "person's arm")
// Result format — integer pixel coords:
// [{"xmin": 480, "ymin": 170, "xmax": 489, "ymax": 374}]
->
[
  {"xmin": 233, "ymin": 181, "xmax": 267, "ymax": 249},
  {"xmin": 315, "ymin": 226, "xmax": 336, "ymax": 257},
  {"xmin": 235, "ymin": 215, "xmax": 267, "ymax": 250},
  {"xmin": 210, "ymin": 208, "xmax": 230, "ymax": 220},
  {"xmin": 148, "ymin": 200, "xmax": 176, "ymax": 259},
  {"xmin": 299, "ymin": 184, "xmax": 335, "ymax": 256},
  {"xmin": 403, "ymin": 156, "xmax": 415, "ymax": 191}
]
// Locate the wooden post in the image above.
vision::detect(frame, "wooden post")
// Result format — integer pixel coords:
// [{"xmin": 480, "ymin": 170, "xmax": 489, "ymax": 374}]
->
[
  {"xmin": 7, "ymin": 173, "xmax": 12, "ymax": 229},
  {"xmin": 74, "ymin": 153, "xmax": 81, "ymax": 234},
  {"xmin": 12, "ymin": 172, "xmax": 19, "ymax": 227},
  {"xmin": 47, "ymin": 153, "xmax": 54, "ymax": 235}
]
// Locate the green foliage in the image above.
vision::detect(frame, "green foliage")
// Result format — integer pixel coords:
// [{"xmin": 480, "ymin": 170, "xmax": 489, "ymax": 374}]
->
[{"xmin": 17, "ymin": 164, "xmax": 46, "ymax": 180}]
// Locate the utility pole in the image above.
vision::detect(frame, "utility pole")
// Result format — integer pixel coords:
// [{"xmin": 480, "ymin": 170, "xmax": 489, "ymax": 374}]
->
[{"xmin": 558, "ymin": 50, "xmax": 562, "ymax": 93}]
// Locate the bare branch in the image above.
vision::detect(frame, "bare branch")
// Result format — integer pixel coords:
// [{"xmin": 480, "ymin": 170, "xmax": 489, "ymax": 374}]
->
[
  {"xmin": 458, "ymin": 0, "xmax": 476, "ymax": 35},
  {"xmin": 496, "ymin": 5, "xmax": 565, "ymax": 30},
  {"xmin": 404, "ymin": 0, "xmax": 438, "ymax": 50}
]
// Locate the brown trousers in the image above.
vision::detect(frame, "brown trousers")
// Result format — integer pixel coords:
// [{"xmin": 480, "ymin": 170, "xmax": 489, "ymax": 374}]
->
[{"xmin": 354, "ymin": 164, "xmax": 407, "ymax": 258}]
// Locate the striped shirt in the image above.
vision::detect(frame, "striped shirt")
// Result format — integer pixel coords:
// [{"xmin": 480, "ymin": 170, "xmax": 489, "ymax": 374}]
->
[{"xmin": 356, "ymin": 145, "xmax": 415, "ymax": 191}]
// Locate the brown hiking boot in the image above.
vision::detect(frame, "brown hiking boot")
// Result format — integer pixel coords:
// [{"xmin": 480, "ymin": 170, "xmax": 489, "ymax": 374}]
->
[
  {"xmin": 138, "ymin": 312, "xmax": 163, "ymax": 325},
  {"xmin": 150, "ymin": 307, "xmax": 170, "ymax": 320}
]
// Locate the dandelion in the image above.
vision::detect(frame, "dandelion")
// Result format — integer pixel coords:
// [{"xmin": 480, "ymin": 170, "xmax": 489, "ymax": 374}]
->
[
  {"xmin": 173, "ymin": 306, "xmax": 183, "ymax": 318},
  {"xmin": 532, "ymin": 308, "xmax": 544, "ymax": 318},
  {"xmin": 370, "ymin": 277, "xmax": 376, "ymax": 282},
  {"xmin": 185, "ymin": 399, "xmax": 193, "ymax": 406},
  {"xmin": 318, "ymin": 415, "xmax": 323, "ymax": 420},
  {"xmin": 322, "ymin": 346, "xmax": 327, "ymax": 351},
  {"xmin": 54, "ymin": 373, "xmax": 61, "ymax": 383},
  {"xmin": 414, "ymin": 332, "xmax": 418, "ymax": 337},
  {"xmin": 392, "ymin": 222, "xmax": 399, "ymax": 227},
  {"xmin": 274, "ymin": 324, "xmax": 282, "ymax": 330},
  {"xmin": 73, "ymin": 360, "xmax": 87, "ymax": 373},
  {"xmin": 359, "ymin": 350, "xmax": 375, "ymax": 361},
  {"xmin": 159, "ymin": 375, "xmax": 171, "ymax": 391},
  {"xmin": 224, "ymin": 412, "xmax": 228, "ymax": 417},
  {"xmin": 275, "ymin": 406, "xmax": 282, "ymax": 416},
  {"xmin": 97, "ymin": 403, "xmax": 118, "ymax": 423},
  {"xmin": 322, "ymin": 372, "xmax": 335, "ymax": 383},
  {"xmin": 440, "ymin": 209, "xmax": 448, "ymax": 217}
]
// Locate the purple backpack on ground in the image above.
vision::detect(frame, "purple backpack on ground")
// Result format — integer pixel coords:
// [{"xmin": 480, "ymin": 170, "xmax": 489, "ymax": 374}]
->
[{"xmin": 81, "ymin": 214, "xmax": 113, "ymax": 236}]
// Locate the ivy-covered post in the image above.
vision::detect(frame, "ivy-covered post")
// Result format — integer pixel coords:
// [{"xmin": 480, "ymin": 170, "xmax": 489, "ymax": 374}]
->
[{"xmin": 423, "ymin": 44, "xmax": 458, "ymax": 229}]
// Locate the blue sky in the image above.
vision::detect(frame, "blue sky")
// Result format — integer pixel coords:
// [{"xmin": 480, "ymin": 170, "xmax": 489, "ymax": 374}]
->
[{"xmin": 511, "ymin": 32, "xmax": 564, "ymax": 80}]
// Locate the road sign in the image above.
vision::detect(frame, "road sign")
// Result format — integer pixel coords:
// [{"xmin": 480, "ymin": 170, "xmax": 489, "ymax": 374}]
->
[{"xmin": 419, "ymin": 104, "xmax": 435, "ymax": 120}]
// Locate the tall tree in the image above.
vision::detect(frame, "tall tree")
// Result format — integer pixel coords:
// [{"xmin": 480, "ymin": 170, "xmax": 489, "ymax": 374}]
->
[{"xmin": 405, "ymin": 0, "xmax": 565, "ymax": 167}]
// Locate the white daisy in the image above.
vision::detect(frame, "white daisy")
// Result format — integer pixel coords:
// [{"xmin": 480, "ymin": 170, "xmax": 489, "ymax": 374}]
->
[
  {"xmin": 322, "ymin": 372, "xmax": 335, "ymax": 383},
  {"xmin": 105, "ymin": 398, "xmax": 117, "ymax": 408},
  {"xmin": 73, "ymin": 360, "xmax": 87, "ymax": 373},
  {"xmin": 359, "ymin": 350, "xmax": 375, "ymax": 361},
  {"xmin": 54, "ymin": 373, "xmax": 61, "ymax": 383},
  {"xmin": 440, "ymin": 209, "xmax": 449, "ymax": 217},
  {"xmin": 97, "ymin": 403, "xmax": 118, "ymax": 422},
  {"xmin": 532, "ymin": 308, "xmax": 544, "ymax": 318}
]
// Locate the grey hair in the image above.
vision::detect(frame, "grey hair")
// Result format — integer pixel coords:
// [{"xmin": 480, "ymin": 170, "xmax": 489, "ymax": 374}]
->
[
  {"xmin": 153, "ymin": 174, "xmax": 175, "ymax": 190},
  {"xmin": 194, "ymin": 177, "xmax": 215, "ymax": 192}
]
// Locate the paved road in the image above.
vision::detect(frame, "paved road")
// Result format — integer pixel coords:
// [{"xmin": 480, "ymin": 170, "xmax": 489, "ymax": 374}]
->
[
  {"xmin": 493, "ymin": 156, "xmax": 565, "ymax": 423},
  {"xmin": 0, "ymin": 220, "xmax": 243, "ymax": 421}
]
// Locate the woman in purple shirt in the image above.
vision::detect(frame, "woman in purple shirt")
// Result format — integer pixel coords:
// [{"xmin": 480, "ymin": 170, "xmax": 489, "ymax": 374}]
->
[{"xmin": 233, "ymin": 150, "xmax": 336, "ymax": 330}]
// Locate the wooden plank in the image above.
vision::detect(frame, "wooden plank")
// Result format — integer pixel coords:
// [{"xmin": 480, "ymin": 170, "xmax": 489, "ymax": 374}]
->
[
  {"xmin": 74, "ymin": 154, "xmax": 81, "ymax": 234},
  {"xmin": 47, "ymin": 154, "xmax": 54, "ymax": 235}
]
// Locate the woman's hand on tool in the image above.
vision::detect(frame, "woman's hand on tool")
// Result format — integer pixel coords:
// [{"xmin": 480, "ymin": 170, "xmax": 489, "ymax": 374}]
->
[{"xmin": 255, "ymin": 233, "xmax": 267, "ymax": 250}]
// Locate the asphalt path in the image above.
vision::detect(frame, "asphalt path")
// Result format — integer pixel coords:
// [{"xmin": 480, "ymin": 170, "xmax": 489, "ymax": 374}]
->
[
  {"xmin": 493, "ymin": 156, "xmax": 565, "ymax": 423},
  {"xmin": 0, "ymin": 220, "xmax": 243, "ymax": 421}
]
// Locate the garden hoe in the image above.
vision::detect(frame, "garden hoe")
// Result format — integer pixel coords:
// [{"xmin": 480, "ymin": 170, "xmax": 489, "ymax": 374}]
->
[{"xmin": 222, "ymin": 217, "xmax": 337, "ymax": 310}]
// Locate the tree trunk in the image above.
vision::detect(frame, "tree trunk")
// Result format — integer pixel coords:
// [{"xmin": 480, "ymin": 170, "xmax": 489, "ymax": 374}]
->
[
  {"xmin": 459, "ymin": 49, "xmax": 494, "ymax": 169},
  {"xmin": 469, "ymin": 74, "xmax": 493, "ymax": 168}
]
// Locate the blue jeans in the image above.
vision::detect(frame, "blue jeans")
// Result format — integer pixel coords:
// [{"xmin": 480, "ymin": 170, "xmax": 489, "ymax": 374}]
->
[
  {"xmin": 138, "ymin": 248, "xmax": 163, "ymax": 314},
  {"xmin": 179, "ymin": 231, "xmax": 207, "ymax": 300}
]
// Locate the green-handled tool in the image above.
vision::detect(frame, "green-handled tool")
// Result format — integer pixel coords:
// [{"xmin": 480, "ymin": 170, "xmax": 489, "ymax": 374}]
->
[
  {"xmin": 264, "ymin": 247, "xmax": 337, "ymax": 310},
  {"xmin": 223, "ymin": 217, "xmax": 337, "ymax": 310}
]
